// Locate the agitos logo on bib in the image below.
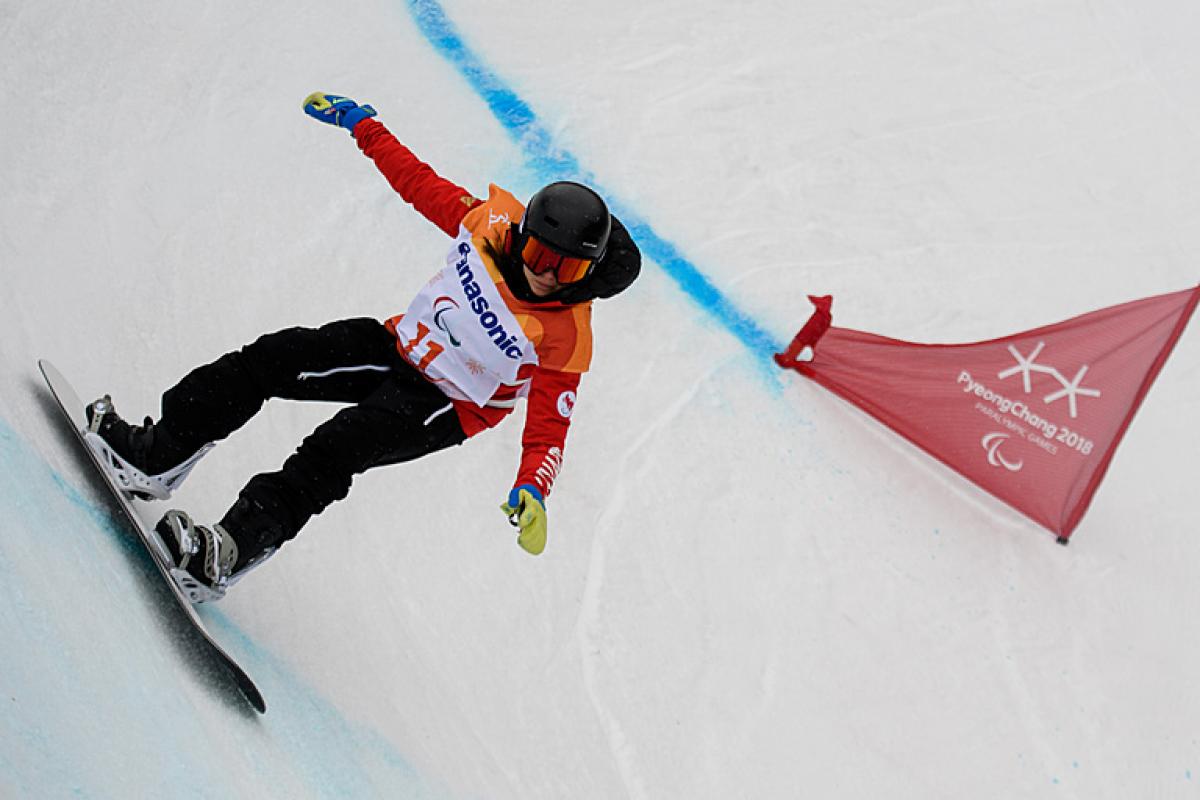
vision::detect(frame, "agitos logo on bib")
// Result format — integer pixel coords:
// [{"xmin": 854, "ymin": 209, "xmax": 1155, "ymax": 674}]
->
[{"xmin": 775, "ymin": 286, "xmax": 1200, "ymax": 542}]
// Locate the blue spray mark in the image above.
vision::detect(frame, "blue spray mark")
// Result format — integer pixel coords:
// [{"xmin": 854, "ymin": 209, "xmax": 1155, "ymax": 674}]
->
[{"xmin": 405, "ymin": 0, "xmax": 786, "ymax": 368}]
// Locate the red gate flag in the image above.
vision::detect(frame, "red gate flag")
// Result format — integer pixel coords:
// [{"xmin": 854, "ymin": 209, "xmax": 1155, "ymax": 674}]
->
[{"xmin": 775, "ymin": 287, "xmax": 1200, "ymax": 542}]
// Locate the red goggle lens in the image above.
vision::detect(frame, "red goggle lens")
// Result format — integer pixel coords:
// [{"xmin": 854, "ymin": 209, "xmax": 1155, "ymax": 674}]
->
[{"xmin": 520, "ymin": 237, "xmax": 594, "ymax": 284}]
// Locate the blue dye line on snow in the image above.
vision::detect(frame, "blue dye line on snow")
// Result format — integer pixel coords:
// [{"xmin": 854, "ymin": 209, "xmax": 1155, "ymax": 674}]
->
[{"xmin": 405, "ymin": 0, "xmax": 785, "ymax": 364}]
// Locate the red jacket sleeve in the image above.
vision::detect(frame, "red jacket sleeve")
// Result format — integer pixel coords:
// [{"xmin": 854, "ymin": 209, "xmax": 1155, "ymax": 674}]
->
[
  {"xmin": 514, "ymin": 367, "xmax": 581, "ymax": 498},
  {"xmin": 353, "ymin": 118, "xmax": 481, "ymax": 236}
]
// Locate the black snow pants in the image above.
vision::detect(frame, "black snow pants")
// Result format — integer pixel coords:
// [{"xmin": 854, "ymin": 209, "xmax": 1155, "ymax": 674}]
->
[{"xmin": 157, "ymin": 318, "xmax": 466, "ymax": 559}]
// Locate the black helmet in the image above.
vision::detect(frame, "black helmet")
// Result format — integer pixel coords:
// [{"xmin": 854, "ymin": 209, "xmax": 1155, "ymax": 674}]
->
[
  {"xmin": 520, "ymin": 181, "xmax": 611, "ymax": 261},
  {"xmin": 495, "ymin": 181, "xmax": 639, "ymax": 304}
]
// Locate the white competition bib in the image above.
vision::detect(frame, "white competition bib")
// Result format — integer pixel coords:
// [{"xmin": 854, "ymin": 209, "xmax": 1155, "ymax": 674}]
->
[{"xmin": 393, "ymin": 237, "xmax": 535, "ymax": 406}]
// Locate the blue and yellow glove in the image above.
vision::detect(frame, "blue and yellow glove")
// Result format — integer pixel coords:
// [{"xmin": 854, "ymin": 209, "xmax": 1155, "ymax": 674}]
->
[
  {"xmin": 501, "ymin": 484, "xmax": 547, "ymax": 556},
  {"xmin": 302, "ymin": 92, "xmax": 377, "ymax": 134}
]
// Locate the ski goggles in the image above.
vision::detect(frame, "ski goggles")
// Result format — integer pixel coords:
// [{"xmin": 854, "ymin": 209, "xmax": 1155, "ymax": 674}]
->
[{"xmin": 520, "ymin": 236, "xmax": 595, "ymax": 284}]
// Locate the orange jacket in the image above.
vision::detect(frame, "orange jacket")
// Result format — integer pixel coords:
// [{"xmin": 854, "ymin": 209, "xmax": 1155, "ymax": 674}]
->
[{"xmin": 356, "ymin": 118, "xmax": 590, "ymax": 498}]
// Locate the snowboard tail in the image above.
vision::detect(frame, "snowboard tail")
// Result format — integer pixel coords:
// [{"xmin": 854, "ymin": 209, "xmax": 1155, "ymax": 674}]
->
[{"xmin": 37, "ymin": 359, "xmax": 266, "ymax": 714}]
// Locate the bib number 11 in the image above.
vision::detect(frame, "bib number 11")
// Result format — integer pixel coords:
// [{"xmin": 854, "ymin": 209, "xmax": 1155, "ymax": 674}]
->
[{"xmin": 400, "ymin": 322, "xmax": 444, "ymax": 372}]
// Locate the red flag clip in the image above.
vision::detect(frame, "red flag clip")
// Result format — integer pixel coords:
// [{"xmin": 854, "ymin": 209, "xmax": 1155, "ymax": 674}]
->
[{"xmin": 775, "ymin": 295, "xmax": 833, "ymax": 370}]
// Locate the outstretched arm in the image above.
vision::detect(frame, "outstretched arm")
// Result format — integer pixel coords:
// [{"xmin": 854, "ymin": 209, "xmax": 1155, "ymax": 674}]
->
[
  {"xmin": 303, "ymin": 92, "xmax": 480, "ymax": 236},
  {"xmin": 501, "ymin": 367, "xmax": 581, "ymax": 555},
  {"xmin": 514, "ymin": 367, "xmax": 579, "ymax": 497},
  {"xmin": 353, "ymin": 119, "xmax": 481, "ymax": 236}
]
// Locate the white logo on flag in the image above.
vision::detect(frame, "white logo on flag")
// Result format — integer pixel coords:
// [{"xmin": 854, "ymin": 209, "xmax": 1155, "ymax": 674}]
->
[
  {"xmin": 996, "ymin": 342, "xmax": 1101, "ymax": 419},
  {"xmin": 981, "ymin": 432, "xmax": 1023, "ymax": 472}
]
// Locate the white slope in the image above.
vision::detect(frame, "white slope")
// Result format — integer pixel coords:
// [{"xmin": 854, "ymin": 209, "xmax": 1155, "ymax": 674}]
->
[{"xmin": 2, "ymin": 0, "xmax": 1198, "ymax": 798}]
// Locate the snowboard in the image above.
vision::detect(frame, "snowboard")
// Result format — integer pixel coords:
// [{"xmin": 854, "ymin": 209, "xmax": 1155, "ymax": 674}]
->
[{"xmin": 37, "ymin": 359, "xmax": 266, "ymax": 714}]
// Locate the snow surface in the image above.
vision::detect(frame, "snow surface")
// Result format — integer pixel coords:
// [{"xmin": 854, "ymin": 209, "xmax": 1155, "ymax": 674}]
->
[{"xmin": 2, "ymin": 0, "xmax": 1199, "ymax": 797}]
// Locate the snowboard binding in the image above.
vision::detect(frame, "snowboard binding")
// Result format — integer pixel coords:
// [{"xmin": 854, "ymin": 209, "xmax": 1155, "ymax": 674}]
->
[
  {"xmin": 154, "ymin": 510, "xmax": 276, "ymax": 604},
  {"xmin": 84, "ymin": 395, "xmax": 212, "ymax": 501}
]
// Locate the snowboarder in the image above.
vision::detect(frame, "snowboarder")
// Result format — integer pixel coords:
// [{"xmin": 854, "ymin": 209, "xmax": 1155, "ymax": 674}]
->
[{"xmin": 84, "ymin": 92, "xmax": 641, "ymax": 601}]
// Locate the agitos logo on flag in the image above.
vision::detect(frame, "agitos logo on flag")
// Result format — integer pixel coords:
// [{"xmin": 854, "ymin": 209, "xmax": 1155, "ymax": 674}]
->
[{"xmin": 775, "ymin": 287, "xmax": 1200, "ymax": 543}]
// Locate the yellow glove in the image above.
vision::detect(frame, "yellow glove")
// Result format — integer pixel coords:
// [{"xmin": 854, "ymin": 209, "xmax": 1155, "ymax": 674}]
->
[{"xmin": 501, "ymin": 485, "xmax": 547, "ymax": 555}]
